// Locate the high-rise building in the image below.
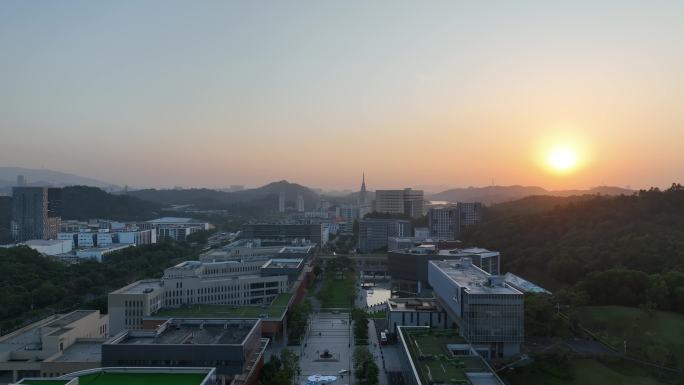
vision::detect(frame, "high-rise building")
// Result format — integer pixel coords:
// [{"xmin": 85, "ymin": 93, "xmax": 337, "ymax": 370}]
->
[
  {"xmin": 16, "ymin": 175, "xmax": 26, "ymax": 186},
  {"xmin": 429, "ymin": 259, "xmax": 524, "ymax": 358},
  {"xmin": 296, "ymin": 194, "xmax": 305, "ymax": 212},
  {"xmin": 375, "ymin": 188, "xmax": 424, "ymax": 218},
  {"xmin": 428, "ymin": 206, "xmax": 458, "ymax": 240},
  {"xmin": 11, "ymin": 186, "xmax": 62, "ymax": 242},
  {"xmin": 458, "ymin": 202, "xmax": 483, "ymax": 228},
  {"xmin": 278, "ymin": 192, "xmax": 285, "ymax": 213},
  {"xmin": 358, "ymin": 218, "xmax": 412, "ymax": 253},
  {"xmin": 428, "ymin": 203, "xmax": 482, "ymax": 240}
]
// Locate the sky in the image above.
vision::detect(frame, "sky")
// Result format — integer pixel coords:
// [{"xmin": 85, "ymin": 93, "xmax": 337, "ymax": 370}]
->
[{"xmin": 1, "ymin": 0, "xmax": 682, "ymax": 191}]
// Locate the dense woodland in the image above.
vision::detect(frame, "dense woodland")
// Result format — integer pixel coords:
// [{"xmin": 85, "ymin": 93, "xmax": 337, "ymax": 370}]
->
[
  {"xmin": 462, "ymin": 184, "xmax": 684, "ymax": 314},
  {"xmin": 0, "ymin": 242, "xmax": 196, "ymax": 333}
]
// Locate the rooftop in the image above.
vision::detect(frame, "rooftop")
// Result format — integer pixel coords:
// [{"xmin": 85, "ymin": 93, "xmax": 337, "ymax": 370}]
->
[
  {"xmin": 112, "ymin": 280, "xmax": 162, "ymax": 295},
  {"xmin": 388, "ymin": 298, "xmax": 440, "ymax": 312},
  {"xmin": 18, "ymin": 368, "xmax": 214, "ymax": 385},
  {"xmin": 154, "ymin": 292, "xmax": 292, "ymax": 320},
  {"xmin": 114, "ymin": 319, "xmax": 258, "ymax": 345},
  {"xmin": 146, "ymin": 217, "xmax": 205, "ymax": 224},
  {"xmin": 50, "ymin": 341, "xmax": 103, "ymax": 362},
  {"xmin": 400, "ymin": 328, "xmax": 503, "ymax": 385},
  {"xmin": 23, "ymin": 239, "xmax": 70, "ymax": 246},
  {"xmin": 430, "ymin": 260, "xmax": 521, "ymax": 295},
  {"xmin": 262, "ymin": 258, "xmax": 303, "ymax": 269},
  {"xmin": 0, "ymin": 311, "xmax": 99, "ymax": 354}
]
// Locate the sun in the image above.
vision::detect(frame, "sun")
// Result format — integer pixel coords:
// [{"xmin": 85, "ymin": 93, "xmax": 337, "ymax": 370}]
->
[{"xmin": 547, "ymin": 146, "xmax": 579, "ymax": 172}]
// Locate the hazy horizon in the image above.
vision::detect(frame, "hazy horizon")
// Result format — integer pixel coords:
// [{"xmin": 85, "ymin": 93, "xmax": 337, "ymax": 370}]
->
[{"xmin": 1, "ymin": 1, "xmax": 682, "ymax": 190}]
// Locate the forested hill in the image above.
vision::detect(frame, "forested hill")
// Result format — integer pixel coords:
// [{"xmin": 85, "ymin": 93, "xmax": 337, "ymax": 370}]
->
[
  {"xmin": 61, "ymin": 186, "xmax": 164, "ymax": 220},
  {"xmin": 461, "ymin": 184, "xmax": 684, "ymax": 291},
  {"xmin": 128, "ymin": 180, "xmax": 319, "ymax": 211}
]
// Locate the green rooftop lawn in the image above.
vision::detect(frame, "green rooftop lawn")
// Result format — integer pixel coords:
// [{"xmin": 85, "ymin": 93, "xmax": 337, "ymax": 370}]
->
[
  {"xmin": 403, "ymin": 329, "xmax": 488, "ymax": 385},
  {"xmin": 78, "ymin": 373, "xmax": 207, "ymax": 385},
  {"xmin": 155, "ymin": 293, "xmax": 292, "ymax": 320}
]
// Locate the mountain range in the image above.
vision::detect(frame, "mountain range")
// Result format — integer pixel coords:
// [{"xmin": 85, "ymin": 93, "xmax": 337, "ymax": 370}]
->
[
  {"xmin": 427, "ymin": 185, "xmax": 635, "ymax": 204},
  {"xmin": 128, "ymin": 180, "xmax": 320, "ymax": 211},
  {"xmin": 0, "ymin": 167, "xmax": 119, "ymax": 195}
]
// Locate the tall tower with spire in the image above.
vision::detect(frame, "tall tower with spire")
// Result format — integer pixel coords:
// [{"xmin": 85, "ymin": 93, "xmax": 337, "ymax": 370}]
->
[
  {"xmin": 358, "ymin": 172, "xmax": 370, "ymax": 218},
  {"xmin": 358, "ymin": 172, "xmax": 367, "ymax": 206}
]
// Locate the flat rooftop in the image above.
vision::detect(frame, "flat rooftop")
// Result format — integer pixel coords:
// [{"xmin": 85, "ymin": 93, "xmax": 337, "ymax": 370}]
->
[
  {"xmin": 0, "ymin": 311, "xmax": 98, "ymax": 354},
  {"xmin": 154, "ymin": 293, "xmax": 292, "ymax": 320},
  {"xmin": 20, "ymin": 372, "xmax": 209, "ymax": 385},
  {"xmin": 147, "ymin": 217, "xmax": 204, "ymax": 224},
  {"xmin": 430, "ymin": 260, "xmax": 520, "ymax": 295},
  {"xmin": 51, "ymin": 340, "xmax": 103, "ymax": 362},
  {"xmin": 23, "ymin": 239, "xmax": 69, "ymax": 246},
  {"xmin": 263, "ymin": 258, "xmax": 303, "ymax": 269},
  {"xmin": 45, "ymin": 310, "xmax": 94, "ymax": 328},
  {"xmin": 113, "ymin": 280, "xmax": 162, "ymax": 295},
  {"xmin": 119, "ymin": 320, "xmax": 257, "ymax": 345},
  {"xmin": 401, "ymin": 328, "xmax": 502, "ymax": 385},
  {"xmin": 388, "ymin": 298, "xmax": 440, "ymax": 312}
]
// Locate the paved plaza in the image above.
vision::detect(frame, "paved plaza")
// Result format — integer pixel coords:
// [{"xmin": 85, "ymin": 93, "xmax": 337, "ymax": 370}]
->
[{"xmin": 297, "ymin": 311, "xmax": 353, "ymax": 385}]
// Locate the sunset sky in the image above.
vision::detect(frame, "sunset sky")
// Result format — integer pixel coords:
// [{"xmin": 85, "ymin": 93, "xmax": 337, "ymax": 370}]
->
[{"xmin": 1, "ymin": 0, "xmax": 682, "ymax": 190}]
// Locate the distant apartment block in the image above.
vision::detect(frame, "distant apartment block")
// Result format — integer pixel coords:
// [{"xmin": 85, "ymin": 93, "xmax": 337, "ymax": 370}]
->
[
  {"xmin": 374, "ymin": 188, "xmax": 424, "ymax": 218},
  {"xmin": 240, "ymin": 223, "xmax": 328, "ymax": 245},
  {"xmin": 358, "ymin": 218, "xmax": 412, "ymax": 253},
  {"xmin": 11, "ymin": 187, "xmax": 62, "ymax": 242},
  {"xmin": 428, "ymin": 259, "xmax": 524, "ymax": 358},
  {"xmin": 428, "ymin": 202, "xmax": 482, "ymax": 240},
  {"xmin": 138, "ymin": 217, "xmax": 210, "ymax": 242}
]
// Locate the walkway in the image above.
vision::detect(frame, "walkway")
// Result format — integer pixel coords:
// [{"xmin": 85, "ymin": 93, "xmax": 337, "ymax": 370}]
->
[{"xmin": 297, "ymin": 310, "xmax": 353, "ymax": 385}]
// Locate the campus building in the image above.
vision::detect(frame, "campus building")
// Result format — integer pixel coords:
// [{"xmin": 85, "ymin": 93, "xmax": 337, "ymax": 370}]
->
[
  {"xmin": 14, "ymin": 367, "xmax": 217, "ymax": 385},
  {"xmin": 389, "ymin": 247, "xmax": 502, "ymax": 294},
  {"xmin": 428, "ymin": 259, "xmax": 524, "ymax": 358},
  {"xmin": 387, "ymin": 298, "xmax": 453, "ymax": 334},
  {"xmin": 103, "ymin": 318, "xmax": 266, "ymax": 385},
  {"xmin": 138, "ymin": 217, "xmax": 210, "ymax": 241},
  {"xmin": 108, "ymin": 260, "xmax": 289, "ymax": 335},
  {"xmin": 358, "ymin": 218, "xmax": 412, "ymax": 253},
  {"xmin": 428, "ymin": 203, "xmax": 483, "ymax": 240},
  {"xmin": 374, "ymin": 188, "xmax": 424, "ymax": 218},
  {"xmin": 397, "ymin": 327, "xmax": 504, "ymax": 385},
  {"xmin": 0, "ymin": 310, "xmax": 108, "ymax": 384},
  {"xmin": 240, "ymin": 224, "xmax": 328, "ymax": 245}
]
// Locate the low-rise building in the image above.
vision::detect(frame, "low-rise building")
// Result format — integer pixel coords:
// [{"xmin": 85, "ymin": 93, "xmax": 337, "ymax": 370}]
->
[
  {"xmin": 0, "ymin": 310, "xmax": 108, "ymax": 384},
  {"xmin": 15, "ymin": 366, "xmax": 217, "ymax": 385},
  {"xmin": 108, "ymin": 260, "xmax": 289, "ymax": 335},
  {"xmin": 103, "ymin": 318, "xmax": 266, "ymax": 385},
  {"xmin": 397, "ymin": 327, "xmax": 504, "ymax": 385},
  {"xmin": 75, "ymin": 244, "xmax": 133, "ymax": 262},
  {"xmin": 387, "ymin": 298, "xmax": 453, "ymax": 334},
  {"xmin": 22, "ymin": 239, "xmax": 73, "ymax": 256}
]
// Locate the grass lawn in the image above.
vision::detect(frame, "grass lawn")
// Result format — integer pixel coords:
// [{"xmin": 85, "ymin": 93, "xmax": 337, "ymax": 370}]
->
[
  {"xmin": 318, "ymin": 271, "xmax": 356, "ymax": 309},
  {"xmin": 78, "ymin": 373, "xmax": 207, "ymax": 385},
  {"xmin": 155, "ymin": 292, "xmax": 292, "ymax": 319},
  {"xmin": 574, "ymin": 306, "xmax": 684, "ymax": 365},
  {"xmin": 504, "ymin": 358, "xmax": 677, "ymax": 385}
]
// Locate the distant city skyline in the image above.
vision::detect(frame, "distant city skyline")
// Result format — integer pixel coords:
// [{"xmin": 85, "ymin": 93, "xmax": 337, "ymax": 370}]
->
[{"xmin": 1, "ymin": 1, "xmax": 682, "ymax": 190}]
